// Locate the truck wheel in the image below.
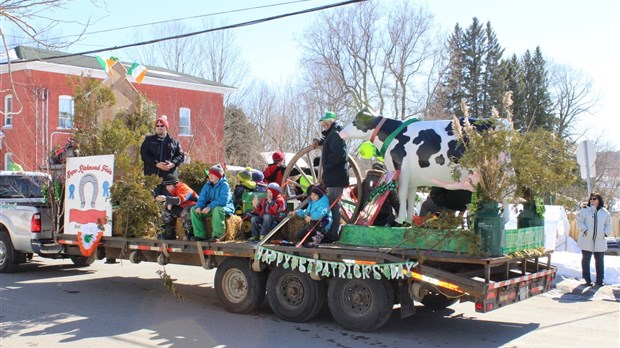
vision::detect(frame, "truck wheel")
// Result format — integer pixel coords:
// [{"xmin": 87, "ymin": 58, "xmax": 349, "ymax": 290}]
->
[
  {"xmin": 157, "ymin": 253, "xmax": 169, "ymax": 265},
  {"xmin": 0, "ymin": 232, "xmax": 20, "ymax": 273},
  {"xmin": 70, "ymin": 255, "xmax": 96, "ymax": 267},
  {"xmin": 327, "ymin": 277, "xmax": 394, "ymax": 332},
  {"xmin": 421, "ymin": 291, "xmax": 458, "ymax": 310},
  {"xmin": 215, "ymin": 258, "xmax": 266, "ymax": 314},
  {"xmin": 266, "ymin": 267, "xmax": 325, "ymax": 322}
]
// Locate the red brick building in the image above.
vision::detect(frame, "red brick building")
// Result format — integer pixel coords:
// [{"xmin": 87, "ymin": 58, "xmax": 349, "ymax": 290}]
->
[{"xmin": 0, "ymin": 46, "xmax": 234, "ymax": 171}]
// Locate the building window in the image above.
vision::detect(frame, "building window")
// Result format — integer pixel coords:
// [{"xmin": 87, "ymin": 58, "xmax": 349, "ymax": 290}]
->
[
  {"xmin": 59, "ymin": 95, "xmax": 74, "ymax": 129},
  {"xmin": 179, "ymin": 107, "xmax": 191, "ymax": 135},
  {"xmin": 4, "ymin": 95, "xmax": 13, "ymax": 127}
]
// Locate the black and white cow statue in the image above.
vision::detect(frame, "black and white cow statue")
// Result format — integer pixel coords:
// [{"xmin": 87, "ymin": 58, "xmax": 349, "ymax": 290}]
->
[{"xmin": 339, "ymin": 108, "xmax": 511, "ymax": 224}]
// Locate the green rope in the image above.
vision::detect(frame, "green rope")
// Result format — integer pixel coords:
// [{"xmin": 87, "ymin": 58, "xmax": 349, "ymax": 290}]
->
[{"xmin": 378, "ymin": 118, "xmax": 419, "ymax": 158}]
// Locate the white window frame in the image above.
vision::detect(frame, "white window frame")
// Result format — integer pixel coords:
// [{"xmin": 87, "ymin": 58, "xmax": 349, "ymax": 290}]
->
[
  {"xmin": 4, "ymin": 95, "xmax": 13, "ymax": 128},
  {"xmin": 179, "ymin": 107, "xmax": 191, "ymax": 136},
  {"xmin": 58, "ymin": 95, "xmax": 74, "ymax": 129},
  {"xmin": 4, "ymin": 152, "xmax": 13, "ymax": 170}
]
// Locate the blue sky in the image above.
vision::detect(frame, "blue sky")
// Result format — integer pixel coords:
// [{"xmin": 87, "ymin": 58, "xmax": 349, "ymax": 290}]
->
[{"xmin": 38, "ymin": 0, "xmax": 620, "ymax": 148}]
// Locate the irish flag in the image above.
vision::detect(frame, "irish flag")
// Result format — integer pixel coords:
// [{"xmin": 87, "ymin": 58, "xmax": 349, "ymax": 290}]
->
[
  {"xmin": 95, "ymin": 56, "xmax": 116, "ymax": 75},
  {"xmin": 128, "ymin": 62, "xmax": 147, "ymax": 84}
]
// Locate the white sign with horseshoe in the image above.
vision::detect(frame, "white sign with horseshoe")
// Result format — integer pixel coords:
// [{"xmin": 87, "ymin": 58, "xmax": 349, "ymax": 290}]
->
[{"xmin": 64, "ymin": 155, "xmax": 114, "ymax": 256}]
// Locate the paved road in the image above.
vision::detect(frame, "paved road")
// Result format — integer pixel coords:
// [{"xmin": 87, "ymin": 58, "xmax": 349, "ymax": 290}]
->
[{"xmin": 1, "ymin": 258, "xmax": 618, "ymax": 348}]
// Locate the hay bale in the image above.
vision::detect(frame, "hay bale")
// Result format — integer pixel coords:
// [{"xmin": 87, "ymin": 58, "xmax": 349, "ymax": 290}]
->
[
  {"xmin": 224, "ymin": 215, "xmax": 244, "ymax": 241},
  {"xmin": 280, "ymin": 216, "xmax": 307, "ymax": 242}
]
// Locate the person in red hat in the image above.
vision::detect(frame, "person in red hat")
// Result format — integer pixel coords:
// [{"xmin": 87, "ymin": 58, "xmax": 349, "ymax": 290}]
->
[
  {"xmin": 263, "ymin": 150, "xmax": 286, "ymax": 185},
  {"xmin": 248, "ymin": 182, "xmax": 286, "ymax": 242},
  {"xmin": 190, "ymin": 164, "xmax": 235, "ymax": 242},
  {"xmin": 140, "ymin": 115, "xmax": 184, "ymax": 196}
]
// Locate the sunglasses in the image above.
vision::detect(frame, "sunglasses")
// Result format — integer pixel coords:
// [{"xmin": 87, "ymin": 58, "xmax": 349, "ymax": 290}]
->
[
  {"xmin": 155, "ymin": 124, "xmax": 165, "ymax": 128},
  {"xmin": 590, "ymin": 197, "xmax": 598, "ymax": 201}
]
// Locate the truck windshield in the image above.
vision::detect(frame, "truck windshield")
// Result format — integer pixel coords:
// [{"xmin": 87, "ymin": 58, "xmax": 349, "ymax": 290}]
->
[{"xmin": 0, "ymin": 176, "xmax": 48, "ymax": 199}]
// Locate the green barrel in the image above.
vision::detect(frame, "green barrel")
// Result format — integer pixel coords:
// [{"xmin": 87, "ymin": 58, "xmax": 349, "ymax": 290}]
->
[
  {"xmin": 517, "ymin": 203, "xmax": 544, "ymax": 228},
  {"xmin": 474, "ymin": 201, "xmax": 505, "ymax": 256}
]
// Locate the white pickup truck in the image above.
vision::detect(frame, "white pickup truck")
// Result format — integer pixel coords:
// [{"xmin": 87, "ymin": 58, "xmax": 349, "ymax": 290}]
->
[{"xmin": 0, "ymin": 170, "xmax": 93, "ymax": 272}]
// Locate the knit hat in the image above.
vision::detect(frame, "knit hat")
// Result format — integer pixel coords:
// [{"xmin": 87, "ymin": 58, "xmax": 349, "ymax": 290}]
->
[
  {"xmin": 309, "ymin": 185, "xmax": 325, "ymax": 199},
  {"xmin": 272, "ymin": 151, "xmax": 285, "ymax": 163},
  {"xmin": 156, "ymin": 115, "xmax": 169, "ymax": 129},
  {"xmin": 251, "ymin": 170, "xmax": 264, "ymax": 183},
  {"xmin": 162, "ymin": 172, "xmax": 179, "ymax": 185},
  {"xmin": 237, "ymin": 167, "xmax": 256, "ymax": 189},
  {"xmin": 319, "ymin": 111, "xmax": 337, "ymax": 122},
  {"xmin": 267, "ymin": 182, "xmax": 282, "ymax": 197},
  {"xmin": 372, "ymin": 162, "xmax": 386, "ymax": 171},
  {"xmin": 207, "ymin": 164, "xmax": 224, "ymax": 179}
]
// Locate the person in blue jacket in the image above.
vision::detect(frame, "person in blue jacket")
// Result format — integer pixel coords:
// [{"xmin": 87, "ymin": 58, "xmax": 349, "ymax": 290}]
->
[
  {"xmin": 292, "ymin": 185, "xmax": 332, "ymax": 246},
  {"xmin": 190, "ymin": 164, "xmax": 234, "ymax": 242}
]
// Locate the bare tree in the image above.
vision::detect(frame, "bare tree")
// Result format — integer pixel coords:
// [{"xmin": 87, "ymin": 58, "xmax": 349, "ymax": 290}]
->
[
  {"xmin": 1, "ymin": 0, "xmax": 97, "ymax": 117},
  {"xmin": 130, "ymin": 21, "xmax": 201, "ymax": 75},
  {"xmin": 549, "ymin": 63, "xmax": 600, "ymax": 140},
  {"xmin": 298, "ymin": 0, "xmax": 440, "ymax": 119}
]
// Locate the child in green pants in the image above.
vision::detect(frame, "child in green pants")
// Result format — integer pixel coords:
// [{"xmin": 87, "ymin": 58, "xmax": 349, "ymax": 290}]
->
[{"xmin": 190, "ymin": 164, "xmax": 234, "ymax": 242}]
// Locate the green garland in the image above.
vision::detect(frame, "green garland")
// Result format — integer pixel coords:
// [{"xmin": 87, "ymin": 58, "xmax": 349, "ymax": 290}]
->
[
  {"xmin": 366, "ymin": 181, "xmax": 396, "ymax": 205},
  {"xmin": 255, "ymin": 246, "xmax": 418, "ymax": 280}
]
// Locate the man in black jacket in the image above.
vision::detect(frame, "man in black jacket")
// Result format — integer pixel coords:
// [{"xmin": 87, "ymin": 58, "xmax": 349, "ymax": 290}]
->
[
  {"xmin": 313, "ymin": 111, "xmax": 349, "ymax": 241},
  {"xmin": 140, "ymin": 115, "xmax": 184, "ymax": 196}
]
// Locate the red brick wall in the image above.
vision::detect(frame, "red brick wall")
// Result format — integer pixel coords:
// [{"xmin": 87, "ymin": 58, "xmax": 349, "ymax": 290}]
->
[{"xmin": 0, "ymin": 69, "xmax": 224, "ymax": 171}]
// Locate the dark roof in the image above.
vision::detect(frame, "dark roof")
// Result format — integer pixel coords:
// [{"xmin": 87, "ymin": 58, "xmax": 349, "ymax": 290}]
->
[{"xmin": 12, "ymin": 46, "xmax": 233, "ymax": 89}]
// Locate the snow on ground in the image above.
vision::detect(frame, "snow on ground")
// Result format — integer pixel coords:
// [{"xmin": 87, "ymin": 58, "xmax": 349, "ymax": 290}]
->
[{"xmin": 551, "ymin": 237, "xmax": 620, "ymax": 285}]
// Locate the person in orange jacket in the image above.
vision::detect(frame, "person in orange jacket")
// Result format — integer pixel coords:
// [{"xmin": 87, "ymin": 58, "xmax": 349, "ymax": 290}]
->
[{"xmin": 156, "ymin": 173, "xmax": 197, "ymax": 240}]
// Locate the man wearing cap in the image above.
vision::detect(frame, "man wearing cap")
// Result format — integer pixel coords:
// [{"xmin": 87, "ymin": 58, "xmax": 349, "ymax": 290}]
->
[
  {"xmin": 140, "ymin": 115, "xmax": 184, "ymax": 196},
  {"xmin": 155, "ymin": 172, "xmax": 197, "ymax": 240},
  {"xmin": 190, "ymin": 164, "xmax": 235, "ymax": 242},
  {"xmin": 312, "ymin": 111, "xmax": 349, "ymax": 241}
]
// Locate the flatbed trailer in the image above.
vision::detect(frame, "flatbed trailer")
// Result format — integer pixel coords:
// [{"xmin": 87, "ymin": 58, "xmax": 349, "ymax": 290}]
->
[{"xmin": 55, "ymin": 234, "xmax": 556, "ymax": 332}]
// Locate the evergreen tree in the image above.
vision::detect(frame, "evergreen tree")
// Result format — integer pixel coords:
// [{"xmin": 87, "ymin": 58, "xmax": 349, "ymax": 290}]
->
[
  {"xmin": 223, "ymin": 105, "xmax": 264, "ymax": 168},
  {"xmin": 518, "ymin": 47, "xmax": 555, "ymax": 131},
  {"xmin": 438, "ymin": 18, "xmax": 504, "ymax": 118},
  {"xmin": 439, "ymin": 23, "xmax": 466, "ymax": 116},
  {"xmin": 482, "ymin": 22, "xmax": 505, "ymax": 117}
]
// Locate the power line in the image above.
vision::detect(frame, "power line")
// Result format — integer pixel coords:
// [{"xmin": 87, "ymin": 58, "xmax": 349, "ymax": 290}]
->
[
  {"xmin": 8, "ymin": 0, "xmax": 317, "ymax": 46},
  {"xmin": 4, "ymin": 0, "xmax": 365, "ymax": 64}
]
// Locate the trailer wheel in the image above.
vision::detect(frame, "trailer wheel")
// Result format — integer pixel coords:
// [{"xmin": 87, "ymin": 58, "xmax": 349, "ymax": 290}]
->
[
  {"xmin": 0, "ymin": 232, "xmax": 20, "ymax": 273},
  {"xmin": 129, "ymin": 250, "xmax": 143, "ymax": 264},
  {"xmin": 266, "ymin": 267, "xmax": 325, "ymax": 322},
  {"xmin": 421, "ymin": 291, "xmax": 459, "ymax": 310},
  {"xmin": 215, "ymin": 258, "xmax": 266, "ymax": 314},
  {"xmin": 70, "ymin": 255, "xmax": 96, "ymax": 267},
  {"xmin": 327, "ymin": 277, "xmax": 394, "ymax": 332}
]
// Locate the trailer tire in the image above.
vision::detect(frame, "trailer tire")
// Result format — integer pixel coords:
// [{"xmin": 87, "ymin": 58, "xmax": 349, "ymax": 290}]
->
[
  {"xmin": 0, "ymin": 232, "xmax": 20, "ymax": 273},
  {"xmin": 267, "ymin": 267, "xmax": 325, "ymax": 322},
  {"xmin": 327, "ymin": 277, "xmax": 394, "ymax": 332},
  {"xmin": 70, "ymin": 255, "xmax": 96, "ymax": 267},
  {"xmin": 215, "ymin": 258, "xmax": 266, "ymax": 314},
  {"xmin": 421, "ymin": 291, "xmax": 458, "ymax": 310}
]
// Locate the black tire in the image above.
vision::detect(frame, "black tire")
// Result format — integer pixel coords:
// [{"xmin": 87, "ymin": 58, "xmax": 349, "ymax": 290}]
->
[
  {"xmin": 327, "ymin": 277, "xmax": 394, "ymax": 332},
  {"xmin": 215, "ymin": 258, "xmax": 266, "ymax": 314},
  {"xmin": 70, "ymin": 255, "xmax": 96, "ymax": 267},
  {"xmin": 421, "ymin": 291, "xmax": 459, "ymax": 310},
  {"xmin": 0, "ymin": 232, "xmax": 20, "ymax": 273},
  {"xmin": 266, "ymin": 267, "xmax": 326, "ymax": 322}
]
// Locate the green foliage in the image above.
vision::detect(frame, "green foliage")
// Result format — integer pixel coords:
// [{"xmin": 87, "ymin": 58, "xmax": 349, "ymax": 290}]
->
[
  {"xmin": 111, "ymin": 170, "xmax": 161, "ymax": 238},
  {"xmin": 157, "ymin": 268, "xmax": 184, "ymax": 300},
  {"xmin": 509, "ymin": 129, "xmax": 578, "ymax": 203},
  {"xmin": 178, "ymin": 161, "xmax": 212, "ymax": 193},
  {"xmin": 401, "ymin": 226, "xmax": 482, "ymax": 257},
  {"xmin": 71, "ymin": 76, "xmax": 160, "ymax": 238},
  {"xmin": 451, "ymin": 116, "xmax": 517, "ymax": 202},
  {"xmin": 223, "ymin": 105, "xmax": 264, "ymax": 168}
]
